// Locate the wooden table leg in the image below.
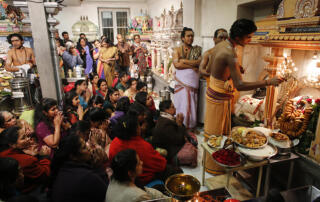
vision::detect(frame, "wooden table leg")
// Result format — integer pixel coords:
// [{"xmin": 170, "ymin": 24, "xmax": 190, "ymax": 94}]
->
[
  {"xmin": 264, "ymin": 164, "xmax": 271, "ymax": 196},
  {"xmin": 256, "ymin": 166, "xmax": 263, "ymax": 197},
  {"xmin": 226, "ymin": 169, "xmax": 231, "ymax": 188},
  {"xmin": 202, "ymin": 148, "xmax": 207, "ymax": 186},
  {"xmin": 287, "ymin": 161, "xmax": 295, "ymax": 189}
]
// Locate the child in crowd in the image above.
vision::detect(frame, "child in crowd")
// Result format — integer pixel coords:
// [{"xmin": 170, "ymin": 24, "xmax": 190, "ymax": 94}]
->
[{"xmin": 130, "ymin": 58, "xmax": 139, "ymax": 79}]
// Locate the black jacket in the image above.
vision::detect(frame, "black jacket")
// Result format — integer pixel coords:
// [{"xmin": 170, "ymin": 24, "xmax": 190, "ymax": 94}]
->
[
  {"xmin": 152, "ymin": 116, "xmax": 186, "ymax": 162},
  {"xmin": 51, "ymin": 161, "xmax": 108, "ymax": 202}
]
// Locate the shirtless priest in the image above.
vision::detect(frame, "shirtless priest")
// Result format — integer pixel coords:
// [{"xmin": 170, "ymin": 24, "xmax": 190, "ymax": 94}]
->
[
  {"xmin": 204, "ymin": 19, "xmax": 284, "ymax": 173},
  {"xmin": 5, "ymin": 33, "xmax": 36, "ymax": 76}
]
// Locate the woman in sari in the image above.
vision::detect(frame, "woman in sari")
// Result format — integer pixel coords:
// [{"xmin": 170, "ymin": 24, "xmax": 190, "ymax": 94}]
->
[{"xmin": 97, "ymin": 38, "xmax": 118, "ymax": 87}]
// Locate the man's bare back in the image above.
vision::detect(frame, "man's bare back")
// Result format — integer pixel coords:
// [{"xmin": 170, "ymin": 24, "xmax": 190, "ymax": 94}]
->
[
  {"xmin": 208, "ymin": 39, "xmax": 283, "ymax": 91},
  {"xmin": 199, "ymin": 48, "xmax": 214, "ymax": 76},
  {"xmin": 208, "ymin": 40, "xmax": 235, "ymax": 81}
]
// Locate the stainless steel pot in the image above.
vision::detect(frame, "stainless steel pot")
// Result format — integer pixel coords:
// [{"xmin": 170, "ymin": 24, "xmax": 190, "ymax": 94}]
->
[
  {"xmin": 159, "ymin": 89, "xmax": 171, "ymax": 101},
  {"xmin": 10, "ymin": 78, "xmax": 33, "ymax": 113}
]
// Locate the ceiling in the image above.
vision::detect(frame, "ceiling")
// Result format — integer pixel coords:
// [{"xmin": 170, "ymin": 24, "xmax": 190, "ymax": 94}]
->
[{"xmin": 62, "ymin": 0, "xmax": 147, "ymax": 6}]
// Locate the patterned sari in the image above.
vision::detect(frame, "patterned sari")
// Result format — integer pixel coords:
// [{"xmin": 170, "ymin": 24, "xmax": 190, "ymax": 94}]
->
[{"xmin": 97, "ymin": 47, "xmax": 118, "ymax": 87}]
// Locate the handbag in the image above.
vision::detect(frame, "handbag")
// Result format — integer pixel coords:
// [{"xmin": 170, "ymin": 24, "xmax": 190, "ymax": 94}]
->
[{"xmin": 177, "ymin": 132, "xmax": 198, "ymax": 167}]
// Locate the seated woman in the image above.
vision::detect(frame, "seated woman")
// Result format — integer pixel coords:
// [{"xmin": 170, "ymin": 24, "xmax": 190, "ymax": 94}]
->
[
  {"xmin": 152, "ymin": 100, "xmax": 197, "ymax": 166},
  {"xmin": 70, "ymin": 121, "xmax": 107, "ymax": 165},
  {"xmin": 34, "ymin": 98, "xmax": 69, "ymax": 158},
  {"xmin": 74, "ymin": 80, "xmax": 91, "ymax": 110},
  {"xmin": 51, "ymin": 135, "xmax": 108, "ymax": 202},
  {"xmin": 96, "ymin": 79, "xmax": 108, "ymax": 100},
  {"xmin": 64, "ymin": 91, "xmax": 84, "ymax": 125},
  {"xmin": 88, "ymin": 73, "xmax": 99, "ymax": 96},
  {"xmin": 88, "ymin": 95, "xmax": 105, "ymax": 110},
  {"xmin": 136, "ymin": 81, "xmax": 147, "ymax": 93},
  {"xmin": 124, "ymin": 78, "xmax": 137, "ymax": 103},
  {"xmin": 0, "ymin": 127, "xmax": 50, "ymax": 194},
  {"xmin": 0, "ymin": 111, "xmax": 17, "ymax": 135},
  {"xmin": 134, "ymin": 92, "xmax": 157, "ymax": 139},
  {"xmin": 115, "ymin": 71, "xmax": 129, "ymax": 96},
  {"xmin": 106, "ymin": 149, "xmax": 165, "ymax": 202},
  {"xmin": 109, "ymin": 97, "xmax": 130, "ymax": 140},
  {"xmin": 0, "ymin": 157, "xmax": 24, "ymax": 201},
  {"xmin": 85, "ymin": 108, "xmax": 111, "ymax": 155},
  {"xmin": 103, "ymin": 88, "xmax": 120, "ymax": 115},
  {"xmin": 135, "ymin": 92, "xmax": 157, "ymax": 120},
  {"xmin": 109, "ymin": 113, "xmax": 180, "ymax": 186},
  {"xmin": 112, "ymin": 69, "xmax": 120, "ymax": 88}
]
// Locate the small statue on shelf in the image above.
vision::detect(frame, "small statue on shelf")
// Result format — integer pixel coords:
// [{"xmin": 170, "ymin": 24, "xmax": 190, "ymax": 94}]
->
[
  {"xmin": 0, "ymin": 0, "xmax": 8, "ymax": 20},
  {"xmin": 5, "ymin": 5, "xmax": 24, "ymax": 25}
]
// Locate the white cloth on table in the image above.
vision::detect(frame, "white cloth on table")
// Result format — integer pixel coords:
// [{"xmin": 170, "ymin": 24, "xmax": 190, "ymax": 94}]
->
[{"xmin": 234, "ymin": 95, "xmax": 265, "ymax": 122}]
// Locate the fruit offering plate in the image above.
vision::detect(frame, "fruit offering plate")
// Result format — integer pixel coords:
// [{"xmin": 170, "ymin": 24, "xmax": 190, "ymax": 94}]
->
[
  {"xmin": 268, "ymin": 132, "xmax": 292, "ymax": 149},
  {"xmin": 207, "ymin": 135, "xmax": 228, "ymax": 149},
  {"xmin": 232, "ymin": 128, "xmax": 268, "ymax": 149},
  {"xmin": 270, "ymin": 132, "xmax": 290, "ymax": 142},
  {"xmin": 211, "ymin": 149, "xmax": 243, "ymax": 168}
]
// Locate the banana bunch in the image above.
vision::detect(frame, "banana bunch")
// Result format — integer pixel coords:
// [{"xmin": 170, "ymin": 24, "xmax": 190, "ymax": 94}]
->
[{"xmin": 278, "ymin": 99, "xmax": 313, "ymax": 138}]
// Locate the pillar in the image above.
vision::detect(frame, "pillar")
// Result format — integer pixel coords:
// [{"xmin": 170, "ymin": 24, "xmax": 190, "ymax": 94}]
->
[
  {"xmin": 27, "ymin": 0, "xmax": 62, "ymax": 102},
  {"xmin": 163, "ymin": 48, "xmax": 168, "ymax": 80},
  {"xmin": 156, "ymin": 47, "xmax": 161, "ymax": 71}
]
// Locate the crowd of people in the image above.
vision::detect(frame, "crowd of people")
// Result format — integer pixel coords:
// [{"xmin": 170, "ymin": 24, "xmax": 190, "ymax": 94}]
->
[
  {"xmin": 0, "ymin": 17, "xmax": 287, "ymax": 202},
  {"xmin": 54, "ymin": 32, "xmax": 149, "ymax": 83},
  {"xmin": 0, "ymin": 63, "xmax": 198, "ymax": 201}
]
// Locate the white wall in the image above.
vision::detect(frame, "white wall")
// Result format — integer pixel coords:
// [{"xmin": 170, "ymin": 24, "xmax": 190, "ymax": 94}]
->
[
  {"xmin": 200, "ymin": 0, "xmax": 238, "ymax": 51},
  {"xmin": 146, "ymin": 0, "xmax": 181, "ymax": 19},
  {"xmin": 55, "ymin": 1, "xmax": 148, "ymax": 39}
]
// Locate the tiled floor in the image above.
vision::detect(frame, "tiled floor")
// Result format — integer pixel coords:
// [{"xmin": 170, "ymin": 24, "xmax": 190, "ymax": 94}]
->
[{"xmin": 180, "ymin": 128, "xmax": 212, "ymax": 192}]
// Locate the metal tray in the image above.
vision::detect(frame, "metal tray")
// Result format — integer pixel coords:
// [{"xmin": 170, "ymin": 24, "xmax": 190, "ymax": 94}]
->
[
  {"xmin": 233, "ymin": 129, "xmax": 268, "ymax": 150},
  {"xmin": 238, "ymin": 144, "xmax": 278, "ymax": 161}
]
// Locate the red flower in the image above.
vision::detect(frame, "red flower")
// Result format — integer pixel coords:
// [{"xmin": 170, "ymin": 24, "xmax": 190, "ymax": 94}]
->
[
  {"xmin": 316, "ymin": 99, "xmax": 320, "ymax": 105},
  {"xmin": 307, "ymin": 98, "xmax": 312, "ymax": 104}
]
